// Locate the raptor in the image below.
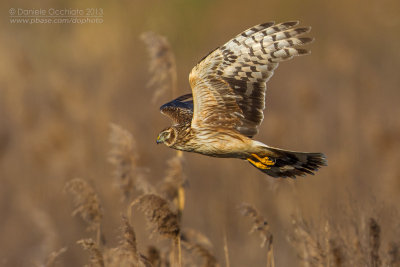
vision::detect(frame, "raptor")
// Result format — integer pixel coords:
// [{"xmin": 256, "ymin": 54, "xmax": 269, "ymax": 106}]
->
[{"xmin": 156, "ymin": 21, "xmax": 327, "ymax": 178}]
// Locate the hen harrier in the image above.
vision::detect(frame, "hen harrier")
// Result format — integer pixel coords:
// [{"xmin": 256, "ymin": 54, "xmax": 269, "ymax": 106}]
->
[{"xmin": 156, "ymin": 21, "xmax": 327, "ymax": 178}]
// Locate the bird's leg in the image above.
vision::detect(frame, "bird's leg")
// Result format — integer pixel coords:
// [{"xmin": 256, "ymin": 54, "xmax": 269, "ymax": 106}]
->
[
  {"xmin": 251, "ymin": 153, "xmax": 275, "ymax": 166},
  {"xmin": 247, "ymin": 154, "xmax": 275, "ymax": 170}
]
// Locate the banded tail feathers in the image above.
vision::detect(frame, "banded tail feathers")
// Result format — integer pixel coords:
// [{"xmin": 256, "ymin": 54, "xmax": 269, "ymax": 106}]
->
[{"xmin": 246, "ymin": 146, "xmax": 327, "ymax": 178}]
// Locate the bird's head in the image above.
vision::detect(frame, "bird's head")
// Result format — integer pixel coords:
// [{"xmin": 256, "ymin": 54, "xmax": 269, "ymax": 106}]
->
[{"xmin": 156, "ymin": 127, "xmax": 177, "ymax": 147}]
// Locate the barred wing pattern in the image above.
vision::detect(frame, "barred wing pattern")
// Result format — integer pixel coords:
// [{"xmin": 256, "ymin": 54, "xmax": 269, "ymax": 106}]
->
[{"xmin": 189, "ymin": 21, "xmax": 313, "ymax": 137}]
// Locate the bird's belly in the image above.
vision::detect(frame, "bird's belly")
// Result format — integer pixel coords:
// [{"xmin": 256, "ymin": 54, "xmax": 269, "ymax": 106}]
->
[{"xmin": 189, "ymin": 132, "xmax": 252, "ymax": 158}]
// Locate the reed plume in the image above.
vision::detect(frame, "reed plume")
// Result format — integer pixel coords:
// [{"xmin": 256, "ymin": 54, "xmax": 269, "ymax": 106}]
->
[
  {"xmin": 77, "ymin": 238, "xmax": 105, "ymax": 267},
  {"xmin": 240, "ymin": 203, "xmax": 274, "ymax": 267},
  {"xmin": 130, "ymin": 193, "xmax": 180, "ymax": 239},
  {"xmin": 158, "ymin": 152, "xmax": 186, "ymax": 221},
  {"xmin": 386, "ymin": 241, "xmax": 400, "ymax": 266},
  {"xmin": 64, "ymin": 178, "xmax": 103, "ymax": 238},
  {"xmin": 369, "ymin": 218, "xmax": 381, "ymax": 267},
  {"xmin": 140, "ymin": 31, "xmax": 178, "ymax": 102},
  {"xmin": 129, "ymin": 193, "xmax": 181, "ymax": 266},
  {"xmin": 181, "ymin": 229, "xmax": 219, "ymax": 267},
  {"xmin": 109, "ymin": 123, "xmax": 154, "ymax": 200},
  {"xmin": 146, "ymin": 246, "xmax": 162, "ymax": 267},
  {"xmin": 42, "ymin": 247, "xmax": 67, "ymax": 267},
  {"xmin": 102, "ymin": 216, "xmax": 151, "ymax": 267},
  {"xmin": 288, "ymin": 214, "xmax": 326, "ymax": 266}
]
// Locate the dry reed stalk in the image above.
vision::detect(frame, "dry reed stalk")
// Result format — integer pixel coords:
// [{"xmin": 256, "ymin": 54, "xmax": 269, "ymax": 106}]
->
[
  {"xmin": 161, "ymin": 249, "xmax": 172, "ymax": 267},
  {"xmin": 288, "ymin": 211, "xmax": 387, "ymax": 267},
  {"xmin": 103, "ymin": 216, "xmax": 152, "ymax": 267},
  {"xmin": 181, "ymin": 228, "xmax": 213, "ymax": 249},
  {"xmin": 129, "ymin": 193, "xmax": 180, "ymax": 238},
  {"xmin": 349, "ymin": 212, "xmax": 369, "ymax": 266},
  {"xmin": 109, "ymin": 123, "xmax": 154, "ymax": 200},
  {"xmin": 239, "ymin": 203, "xmax": 273, "ymax": 249},
  {"xmin": 328, "ymin": 239, "xmax": 343, "ymax": 267},
  {"xmin": 369, "ymin": 218, "xmax": 381, "ymax": 267},
  {"xmin": 141, "ymin": 29, "xmax": 184, "ymax": 218},
  {"xmin": 223, "ymin": 230, "xmax": 230, "ymax": 267},
  {"xmin": 180, "ymin": 229, "xmax": 218, "ymax": 267},
  {"xmin": 64, "ymin": 178, "xmax": 103, "ymax": 243},
  {"xmin": 180, "ymin": 228, "xmax": 219, "ymax": 267},
  {"xmin": 175, "ymin": 155, "xmax": 185, "ymax": 248},
  {"xmin": 387, "ymin": 242, "xmax": 400, "ymax": 266},
  {"xmin": 239, "ymin": 203, "xmax": 275, "ymax": 267},
  {"xmin": 140, "ymin": 31, "xmax": 178, "ymax": 102},
  {"xmin": 142, "ymin": 31, "xmax": 185, "ymax": 267},
  {"xmin": 43, "ymin": 247, "xmax": 67, "ymax": 267},
  {"xmin": 27, "ymin": 204, "xmax": 58, "ymax": 265},
  {"xmin": 147, "ymin": 246, "xmax": 161, "ymax": 267},
  {"xmin": 77, "ymin": 239, "xmax": 105, "ymax": 267},
  {"xmin": 322, "ymin": 221, "xmax": 344, "ymax": 267},
  {"xmin": 129, "ymin": 193, "xmax": 181, "ymax": 266},
  {"xmin": 177, "ymin": 235, "xmax": 182, "ymax": 267},
  {"xmin": 182, "ymin": 241, "xmax": 220, "ymax": 267},
  {"xmin": 118, "ymin": 216, "xmax": 139, "ymax": 262},
  {"xmin": 324, "ymin": 221, "xmax": 330, "ymax": 267},
  {"xmin": 108, "ymin": 123, "xmax": 136, "ymax": 199},
  {"xmin": 285, "ymin": 196, "xmax": 400, "ymax": 267},
  {"xmin": 288, "ymin": 214, "xmax": 326, "ymax": 267},
  {"xmin": 158, "ymin": 152, "xmax": 186, "ymax": 221}
]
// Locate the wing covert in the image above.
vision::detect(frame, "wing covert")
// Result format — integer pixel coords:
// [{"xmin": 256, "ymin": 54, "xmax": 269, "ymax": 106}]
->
[{"xmin": 189, "ymin": 21, "xmax": 313, "ymax": 137}]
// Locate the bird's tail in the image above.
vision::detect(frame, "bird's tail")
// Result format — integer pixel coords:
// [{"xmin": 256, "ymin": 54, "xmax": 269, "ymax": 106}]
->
[{"xmin": 246, "ymin": 146, "xmax": 327, "ymax": 178}]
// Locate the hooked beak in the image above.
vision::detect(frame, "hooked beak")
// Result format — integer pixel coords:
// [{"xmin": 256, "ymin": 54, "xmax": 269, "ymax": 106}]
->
[{"xmin": 156, "ymin": 135, "xmax": 163, "ymax": 144}]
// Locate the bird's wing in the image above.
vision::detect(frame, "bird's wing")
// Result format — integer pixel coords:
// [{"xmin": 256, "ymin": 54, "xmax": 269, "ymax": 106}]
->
[
  {"xmin": 160, "ymin": 93, "xmax": 193, "ymax": 125},
  {"xmin": 189, "ymin": 21, "xmax": 313, "ymax": 137}
]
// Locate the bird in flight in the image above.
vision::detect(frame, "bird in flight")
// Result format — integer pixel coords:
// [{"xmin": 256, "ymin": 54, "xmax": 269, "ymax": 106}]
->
[{"xmin": 156, "ymin": 21, "xmax": 326, "ymax": 178}]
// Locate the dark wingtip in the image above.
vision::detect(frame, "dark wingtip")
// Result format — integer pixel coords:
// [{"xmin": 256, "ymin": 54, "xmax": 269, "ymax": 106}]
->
[
  {"xmin": 296, "ymin": 26, "xmax": 312, "ymax": 34},
  {"xmin": 298, "ymin": 37, "xmax": 315, "ymax": 45},
  {"xmin": 260, "ymin": 21, "xmax": 275, "ymax": 28},
  {"xmin": 282, "ymin": 21, "xmax": 299, "ymax": 27},
  {"xmin": 160, "ymin": 94, "xmax": 194, "ymax": 111},
  {"xmin": 296, "ymin": 48, "xmax": 311, "ymax": 55}
]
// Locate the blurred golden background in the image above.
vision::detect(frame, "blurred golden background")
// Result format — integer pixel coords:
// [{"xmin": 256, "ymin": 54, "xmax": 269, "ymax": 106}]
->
[{"xmin": 1, "ymin": 0, "xmax": 400, "ymax": 266}]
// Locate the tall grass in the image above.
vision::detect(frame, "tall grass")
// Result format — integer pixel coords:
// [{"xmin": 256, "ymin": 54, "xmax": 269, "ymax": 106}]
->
[
  {"xmin": 1, "ymin": 2, "xmax": 400, "ymax": 265},
  {"xmin": 61, "ymin": 31, "xmax": 400, "ymax": 267}
]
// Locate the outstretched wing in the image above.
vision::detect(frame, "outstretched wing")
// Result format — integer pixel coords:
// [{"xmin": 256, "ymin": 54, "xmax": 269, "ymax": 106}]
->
[
  {"xmin": 189, "ymin": 21, "xmax": 313, "ymax": 137},
  {"xmin": 160, "ymin": 94, "xmax": 193, "ymax": 125}
]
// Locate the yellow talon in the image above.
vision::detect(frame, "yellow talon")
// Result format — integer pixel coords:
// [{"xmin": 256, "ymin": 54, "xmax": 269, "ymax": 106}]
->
[
  {"xmin": 247, "ymin": 158, "xmax": 269, "ymax": 169},
  {"xmin": 251, "ymin": 153, "xmax": 275, "ymax": 166}
]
